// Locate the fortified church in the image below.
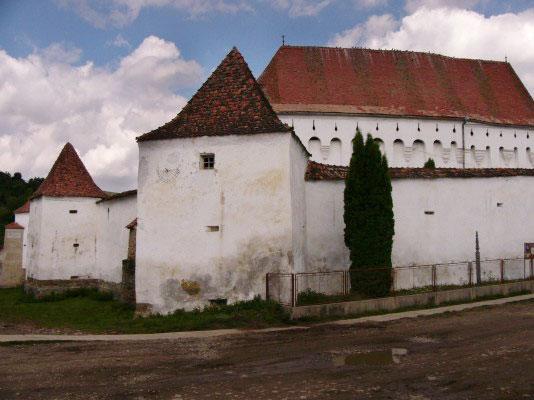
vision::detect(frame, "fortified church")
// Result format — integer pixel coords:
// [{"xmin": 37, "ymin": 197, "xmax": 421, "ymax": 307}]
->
[{"xmin": 1, "ymin": 46, "xmax": 534, "ymax": 314}]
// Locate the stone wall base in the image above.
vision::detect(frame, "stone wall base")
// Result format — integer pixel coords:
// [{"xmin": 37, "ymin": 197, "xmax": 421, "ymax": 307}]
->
[
  {"xmin": 289, "ymin": 280, "xmax": 534, "ymax": 319},
  {"xmin": 24, "ymin": 278, "xmax": 122, "ymax": 300}
]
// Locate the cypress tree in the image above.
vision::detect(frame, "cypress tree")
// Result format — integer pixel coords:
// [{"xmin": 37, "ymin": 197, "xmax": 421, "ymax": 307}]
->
[{"xmin": 344, "ymin": 130, "xmax": 394, "ymax": 297}]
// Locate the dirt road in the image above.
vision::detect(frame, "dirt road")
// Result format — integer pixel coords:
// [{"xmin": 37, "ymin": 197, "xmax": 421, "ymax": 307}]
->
[{"xmin": 1, "ymin": 301, "xmax": 533, "ymax": 399}]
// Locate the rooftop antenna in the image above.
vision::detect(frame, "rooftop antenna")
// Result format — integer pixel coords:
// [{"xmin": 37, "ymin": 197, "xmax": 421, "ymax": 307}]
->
[
  {"xmin": 282, "ymin": 35, "xmax": 285, "ymax": 46},
  {"xmin": 505, "ymin": 55, "xmax": 508, "ymax": 62}
]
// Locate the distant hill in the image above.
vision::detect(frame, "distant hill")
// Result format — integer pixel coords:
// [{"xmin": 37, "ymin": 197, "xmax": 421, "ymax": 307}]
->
[{"xmin": 0, "ymin": 172, "xmax": 43, "ymax": 245}]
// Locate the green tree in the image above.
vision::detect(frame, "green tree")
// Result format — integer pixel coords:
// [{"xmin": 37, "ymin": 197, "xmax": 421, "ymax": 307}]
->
[
  {"xmin": 0, "ymin": 172, "xmax": 43, "ymax": 245},
  {"xmin": 423, "ymin": 158, "xmax": 436, "ymax": 169},
  {"xmin": 344, "ymin": 130, "xmax": 394, "ymax": 297}
]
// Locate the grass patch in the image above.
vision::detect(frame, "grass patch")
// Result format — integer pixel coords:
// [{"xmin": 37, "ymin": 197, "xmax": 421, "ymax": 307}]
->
[
  {"xmin": 0, "ymin": 287, "xmax": 290, "ymax": 334},
  {"xmin": 0, "ymin": 340, "xmax": 73, "ymax": 347},
  {"xmin": 297, "ymin": 289, "xmax": 368, "ymax": 305}
]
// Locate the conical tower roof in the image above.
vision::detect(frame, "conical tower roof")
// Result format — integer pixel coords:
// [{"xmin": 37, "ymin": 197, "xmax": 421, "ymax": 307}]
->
[
  {"xmin": 137, "ymin": 47, "xmax": 291, "ymax": 142},
  {"xmin": 30, "ymin": 143, "xmax": 105, "ymax": 199}
]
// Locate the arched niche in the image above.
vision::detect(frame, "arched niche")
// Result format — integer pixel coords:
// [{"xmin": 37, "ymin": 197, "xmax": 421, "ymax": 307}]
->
[
  {"xmin": 328, "ymin": 138, "xmax": 342, "ymax": 165},
  {"xmin": 308, "ymin": 137, "xmax": 321, "ymax": 162},
  {"xmin": 433, "ymin": 140, "xmax": 443, "ymax": 165},
  {"xmin": 393, "ymin": 139, "xmax": 405, "ymax": 166},
  {"xmin": 412, "ymin": 139, "xmax": 426, "ymax": 167},
  {"xmin": 484, "ymin": 146, "xmax": 491, "ymax": 167},
  {"xmin": 527, "ymin": 147, "xmax": 534, "ymax": 166},
  {"xmin": 374, "ymin": 138, "xmax": 385, "ymax": 155}
]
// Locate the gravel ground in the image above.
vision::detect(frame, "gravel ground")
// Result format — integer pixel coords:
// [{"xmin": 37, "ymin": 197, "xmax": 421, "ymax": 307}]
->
[{"xmin": 0, "ymin": 301, "xmax": 533, "ymax": 399}]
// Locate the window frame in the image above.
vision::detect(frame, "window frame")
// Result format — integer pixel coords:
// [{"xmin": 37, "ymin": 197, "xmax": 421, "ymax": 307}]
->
[{"xmin": 200, "ymin": 153, "xmax": 215, "ymax": 170}]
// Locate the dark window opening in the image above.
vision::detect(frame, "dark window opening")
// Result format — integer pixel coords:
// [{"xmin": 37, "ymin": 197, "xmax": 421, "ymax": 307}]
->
[
  {"xmin": 424, "ymin": 211, "xmax": 435, "ymax": 215},
  {"xmin": 201, "ymin": 154, "xmax": 215, "ymax": 169},
  {"xmin": 73, "ymin": 243, "xmax": 80, "ymax": 248},
  {"xmin": 205, "ymin": 226, "xmax": 220, "ymax": 232},
  {"xmin": 69, "ymin": 210, "xmax": 78, "ymax": 214}
]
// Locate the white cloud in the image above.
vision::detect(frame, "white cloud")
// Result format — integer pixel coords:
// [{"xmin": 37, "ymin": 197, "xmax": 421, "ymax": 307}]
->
[
  {"xmin": 355, "ymin": 0, "xmax": 387, "ymax": 8},
  {"xmin": 0, "ymin": 35, "xmax": 204, "ymax": 191},
  {"xmin": 40, "ymin": 42, "xmax": 83, "ymax": 64},
  {"xmin": 327, "ymin": 7, "xmax": 534, "ymax": 96},
  {"xmin": 55, "ymin": 0, "xmax": 253, "ymax": 28},
  {"xmin": 269, "ymin": 0, "xmax": 333, "ymax": 17},
  {"xmin": 328, "ymin": 14, "xmax": 399, "ymax": 47},
  {"xmin": 107, "ymin": 34, "xmax": 131, "ymax": 48},
  {"xmin": 404, "ymin": 0, "xmax": 481, "ymax": 13}
]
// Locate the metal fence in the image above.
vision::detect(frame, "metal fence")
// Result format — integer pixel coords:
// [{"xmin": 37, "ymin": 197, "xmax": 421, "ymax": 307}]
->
[{"xmin": 266, "ymin": 257, "xmax": 534, "ymax": 307}]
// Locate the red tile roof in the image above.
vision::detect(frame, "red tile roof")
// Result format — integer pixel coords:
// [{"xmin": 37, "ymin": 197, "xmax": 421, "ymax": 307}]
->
[
  {"xmin": 97, "ymin": 189, "xmax": 137, "ymax": 203},
  {"xmin": 30, "ymin": 143, "xmax": 106, "ymax": 199},
  {"xmin": 14, "ymin": 201, "xmax": 30, "ymax": 214},
  {"xmin": 138, "ymin": 47, "xmax": 292, "ymax": 142},
  {"xmin": 125, "ymin": 218, "xmax": 138, "ymax": 229},
  {"xmin": 5, "ymin": 222, "xmax": 24, "ymax": 229},
  {"xmin": 305, "ymin": 161, "xmax": 534, "ymax": 181},
  {"xmin": 259, "ymin": 46, "xmax": 534, "ymax": 127}
]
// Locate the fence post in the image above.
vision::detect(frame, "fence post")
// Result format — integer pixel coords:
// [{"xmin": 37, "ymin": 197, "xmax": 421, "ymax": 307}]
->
[
  {"xmin": 500, "ymin": 259, "xmax": 505, "ymax": 283},
  {"xmin": 475, "ymin": 231, "xmax": 481, "ymax": 284},
  {"xmin": 432, "ymin": 265, "xmax": 437, "ymax": 291},
  {"xmin": 265, "ymin": 273, "xmax": 270, "ymax": 301},
  {"xmin": 468, "ymin": 262, "xmax": 473, "ymax": 286},
  {"xmin": 291, "ymin": 274, "xmax": 297, "ymax": 307},
  {"xmin": 531, "ymin": 259, "xmax": 534, "ymax": 280}
]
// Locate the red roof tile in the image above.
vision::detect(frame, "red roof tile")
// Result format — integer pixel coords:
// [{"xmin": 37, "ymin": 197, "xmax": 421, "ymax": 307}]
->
[
  {"xmin": 305, "ymin": 161, "xmax": 534, "ymax": 180},
  {"xmin": 259, "ymin": 46, "xmax": 534, "ymax": 127},
  {"xmin": 5, "ymin": 222, "xmax": 24, "ymax": 229},
  {"xmin": 97, "ymin": 189, "xmax": 137, "ymax": 203},
  {"xmin": 137, "ymin": 47, "xmax": 291, "ymax": 142},
  {"xmin": 14, "ymin": 201, "xmax": 30, "ymax": 214},
  {"xmin": 30, "ymin": 143, "xmax": 105, "ymax": 199},
  {"xmin": 125, "ymin": 218, "xmax": 137, "ymax": 229}
]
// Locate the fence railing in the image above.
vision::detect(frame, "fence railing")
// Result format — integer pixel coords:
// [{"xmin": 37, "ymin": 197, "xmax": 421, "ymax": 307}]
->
[{"xmin": 266, "ymin": 257, "xmax": 534, "ymax": 307}]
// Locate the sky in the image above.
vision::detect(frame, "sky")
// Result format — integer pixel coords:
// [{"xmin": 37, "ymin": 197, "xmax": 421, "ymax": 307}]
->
[{"xmin": 1, "ymin": 0, "xmax": 534, "ymax": 192}]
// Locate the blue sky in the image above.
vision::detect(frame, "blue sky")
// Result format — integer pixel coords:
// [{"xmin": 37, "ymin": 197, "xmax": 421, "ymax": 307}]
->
[{"xmin": 1, "ymin": 0, "xmax": 534, "ymax": 190}]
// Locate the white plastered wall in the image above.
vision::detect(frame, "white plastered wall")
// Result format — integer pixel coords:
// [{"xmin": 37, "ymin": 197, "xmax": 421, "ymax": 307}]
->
[
  {"xmin": 26, "ymin": 197, "xmax": 100, "ymax": 280},
  {"xmin": 95, "ymin": 195, "xmax": 137, "ymax": 283},
  {"xmin": 281, "ymin": 114, "xmax": 534, "ymax": 169},
  {"xmin": 136, "ymin": 133, "xmax": 304, "ymax": 313},
  {"xmin": 14, "ymin": 212, "xmax": 29, "ymax": 272},
  {"xmin": 305, "ymin": 176, "xmax": 534, "ymax": 272}
]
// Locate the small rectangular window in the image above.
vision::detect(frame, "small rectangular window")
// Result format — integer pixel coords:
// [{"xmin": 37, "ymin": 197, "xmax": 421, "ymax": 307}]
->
[
  {"xmin": 424, "ymin": 211, "xmax": 435, "ymax": 215},
  {"xmin": 69, "ymin": 210, "xmax": 78, "ymax": 214},
  {"xmin": 205, "ymin": 226, "xmax": 220, "ymax": 232},
  {"xmin": 73, "ymin": 243, "xmax": 79, "ymax": 248},
  {"xmin": 200, "ymin": 153, "xmax": 215, "ymax": 169}
]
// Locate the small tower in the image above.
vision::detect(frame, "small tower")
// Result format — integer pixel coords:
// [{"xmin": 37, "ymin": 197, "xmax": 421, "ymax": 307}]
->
[
  {"xmin": 136, "ymin": 47, "xmax": 309, "ymax": 313},
  {"xmin": 26, "ymin": 143, "xmax": 105, "ymax": 282}
]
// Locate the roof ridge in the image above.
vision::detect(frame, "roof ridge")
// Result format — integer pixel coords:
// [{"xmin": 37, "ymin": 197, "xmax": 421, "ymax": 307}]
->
[{"xmin": 277, "ymin": 45, "xmax": 508, "ymax": 64}]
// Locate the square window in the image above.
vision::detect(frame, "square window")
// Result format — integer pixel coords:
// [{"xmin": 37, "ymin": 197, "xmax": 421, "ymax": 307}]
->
[{"xmin": 200, "ymin": 153, "xmax": 215, "ymax": 169}]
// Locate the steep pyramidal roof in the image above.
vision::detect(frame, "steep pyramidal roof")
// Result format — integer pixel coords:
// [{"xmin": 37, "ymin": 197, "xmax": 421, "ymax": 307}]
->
[
  {"xmin": 137, "ymin": 47, "xmax": 291, "ymax": 142},
  {"xmin": 259, "ymin": 46, "xmax": 534, "ymax": 127},
  {"xmin": 30, "ymin": 143, "xmax": 105, "ymax": 199}
]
